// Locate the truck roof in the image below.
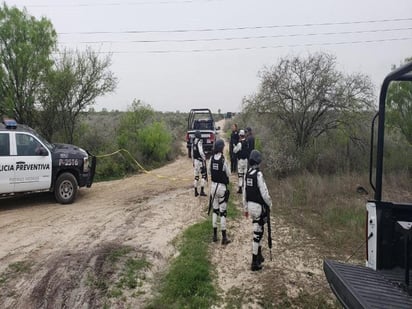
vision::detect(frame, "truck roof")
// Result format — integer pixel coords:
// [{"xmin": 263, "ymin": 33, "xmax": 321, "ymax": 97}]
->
[{"xmin": 0, "ymin": 119, "xmax": 37, "ymax": 135}]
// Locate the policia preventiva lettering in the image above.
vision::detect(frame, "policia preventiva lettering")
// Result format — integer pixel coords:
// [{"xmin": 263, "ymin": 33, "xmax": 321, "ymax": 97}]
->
[{"xmin": 0, "ymin": 163, "xmax": 51, "ymax": 172}]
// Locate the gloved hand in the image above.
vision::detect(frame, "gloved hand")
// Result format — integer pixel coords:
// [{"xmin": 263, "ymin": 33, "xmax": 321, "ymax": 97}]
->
[{"xmin": 244, "ymin": 211, "xmax": 249, "ymax": 219}]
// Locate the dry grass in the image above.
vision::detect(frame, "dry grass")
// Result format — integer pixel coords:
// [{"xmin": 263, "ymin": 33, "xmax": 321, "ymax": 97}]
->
[
  {"xmin": 269, "ymin": 172, "xmax": 369, "ymax": 261},
  {"xmin": 269, "ymin": 171, "xmax": 411, "ymax": 261},
  {"xmin": 382, "ymin": 171, "xmax": 412, "ymax": 203}
]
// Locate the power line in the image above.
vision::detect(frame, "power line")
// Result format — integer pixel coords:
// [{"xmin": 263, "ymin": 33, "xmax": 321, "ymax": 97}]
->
[
  {"xmin": 57, "ymin": 36, "xmax": 411, "ymax": 54},
  {"xmin": 24, "ymin": 0, "xmax": 221, "ymax": 7},
  {"xmin": 59, "ymin": 26, "xmax": 412, "ymax": 44},
  {"xmin": 58, "ymin": 17, "xmax": 412, "ymax": 35}
]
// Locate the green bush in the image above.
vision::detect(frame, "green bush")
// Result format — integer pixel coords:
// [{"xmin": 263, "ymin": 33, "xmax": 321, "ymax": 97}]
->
[
  {"xmin": 138, "ymin": 122, "xmax": 172, "ymax": 162},
  {"xmin": 94, "ymin": 155, "xmax": 131, "ymax": 181},
  {"xmin": 236, "ymin": 110, "xmax": 374, "ymax": 176},
  {"xmin": 383, "ymin": 131, "xmax": 412, "ymax": 173}
]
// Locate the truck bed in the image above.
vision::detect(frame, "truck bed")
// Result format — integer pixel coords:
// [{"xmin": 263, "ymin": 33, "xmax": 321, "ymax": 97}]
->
[{"xmin": 323, "ymin": 259, "xmax": 412, "ymax": 309}]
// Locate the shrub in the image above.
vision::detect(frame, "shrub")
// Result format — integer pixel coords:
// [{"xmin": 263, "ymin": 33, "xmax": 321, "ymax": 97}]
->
[{"xmin": 138, "ymin": 122, "xmax": 172, "ymax": 162}]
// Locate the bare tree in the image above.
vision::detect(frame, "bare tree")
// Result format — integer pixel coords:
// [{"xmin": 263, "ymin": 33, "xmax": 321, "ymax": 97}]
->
[
  {"xmin": 246, "ymin": 52, "xmax": 374, "ymax": 149},
  {"xmin": 41, "ymin": 48, "xmax": 117, "ymax": 143}
]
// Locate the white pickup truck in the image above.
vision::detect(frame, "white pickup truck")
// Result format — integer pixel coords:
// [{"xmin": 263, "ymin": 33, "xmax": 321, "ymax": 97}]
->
[
  {"xmin": 324, "ymin": 62, "xmax": 412, "ymax": 308},
  {"xmin": 0, "ymin": 118, "xmax": 96, "ymax": 204}
]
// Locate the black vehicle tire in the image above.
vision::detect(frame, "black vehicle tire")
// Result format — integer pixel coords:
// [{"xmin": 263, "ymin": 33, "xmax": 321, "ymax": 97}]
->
[
  {"xmin": 188, "ymin": 146, "xmax": 192, "ymax": 158},
  {"xmin": 54, "ymin": 172, "xmax": 78, "ymax": 204}
]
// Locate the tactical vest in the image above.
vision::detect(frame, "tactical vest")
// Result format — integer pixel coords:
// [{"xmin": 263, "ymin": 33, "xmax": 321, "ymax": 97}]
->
[
  {"xmin": 211, "ymin": 155, "xmax": 229, "ymax": 184},
  {"xmin": 237, "ymin": 139, "xmax": 249, "ymax": 159},
  {"xmin": 245, "ymin": 168, "xmax": 265, "ymax": 204},
  {"xmin": 193, "ymin": 139, "xmax": 202, "ymax": 160}
]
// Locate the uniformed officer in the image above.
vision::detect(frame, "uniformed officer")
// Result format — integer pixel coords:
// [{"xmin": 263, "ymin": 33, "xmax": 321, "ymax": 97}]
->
[
  {"xmin": 229, "ymin": 123, "xmax": 239, "ymax": 173},
  {"xmin": 192, "ymin": 130, "xmax": 207, "ymax": 197},
  {"xmin": 243, "ymin": 149, "xmax": 273, "ymax": 271},
  {"xmin": 233, "ymin": 129, "xmax": 248, "ymax": 194},
  {"xmin": 209, "ymin": 139, "xmax": 231, "ymax": 245}
]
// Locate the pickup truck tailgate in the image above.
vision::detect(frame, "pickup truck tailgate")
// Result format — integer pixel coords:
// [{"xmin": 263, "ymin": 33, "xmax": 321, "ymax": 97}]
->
[{"xmin": 324, "ymin": 259, "xmax": 412, "ymax": 309}]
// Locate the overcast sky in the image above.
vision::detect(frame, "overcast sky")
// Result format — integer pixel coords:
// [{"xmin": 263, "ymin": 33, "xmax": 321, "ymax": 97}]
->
[{"xmin": 5, "ymin": 0, "xmax": 412, "ymax": 113}]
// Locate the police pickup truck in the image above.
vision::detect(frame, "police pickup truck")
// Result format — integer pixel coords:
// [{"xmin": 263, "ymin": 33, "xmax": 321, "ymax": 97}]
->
[
  {"xmin": 0, "ymin": 118, "xmax": 96, "ymax": 204},
  {"xmin": 186, "ymin": 108, "xmax": 220, "ymax": 158}
]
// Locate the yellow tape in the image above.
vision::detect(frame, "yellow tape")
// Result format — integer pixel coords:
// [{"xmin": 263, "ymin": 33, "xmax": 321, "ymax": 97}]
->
[{"xmin": 95, "ymin": 148, "xmax": 192, "ymax": 182}]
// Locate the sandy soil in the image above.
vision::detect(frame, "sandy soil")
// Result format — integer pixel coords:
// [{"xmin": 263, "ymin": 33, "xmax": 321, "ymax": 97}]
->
[
  {"xmin": 0, "ymin": 120, "xmax": 333, "ymax": 308},
  {"xmin": 0, "ymin": 151, "xmax": 205, "ymax": 308}
]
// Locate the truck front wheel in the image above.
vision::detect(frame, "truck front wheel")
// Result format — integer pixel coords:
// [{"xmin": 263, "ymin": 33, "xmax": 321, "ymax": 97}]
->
[{"xmin": 54, "ymin": 172, "xmax": 78, "ymax": 204}]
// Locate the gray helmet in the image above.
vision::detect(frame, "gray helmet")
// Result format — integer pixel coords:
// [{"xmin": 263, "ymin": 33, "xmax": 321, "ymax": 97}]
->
[
  {"xmin": 195, "ymin": 130, "xmax": 201, "ymax": 138},
  {"xmin": 249, "ymin": 149, "xmax": 261, "ymax": 165},
  {"xmin": 214, "ymin": 139, "xmax": 225, "ymax": 153}
]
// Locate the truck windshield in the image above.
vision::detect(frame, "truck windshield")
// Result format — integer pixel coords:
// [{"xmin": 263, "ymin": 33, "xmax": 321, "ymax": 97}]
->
[{"xmin": 32, "ymin": 131, "xmax": 54, "ymax": 151}]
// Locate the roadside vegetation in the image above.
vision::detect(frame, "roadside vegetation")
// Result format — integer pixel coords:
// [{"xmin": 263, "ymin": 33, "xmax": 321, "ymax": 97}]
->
[
  {"xmin": 81, "ymin": 101, "xmax": 188, "ymax": 181},
  {"xmin": 147, "ymin": 219, "xmax": 216, "ymax": 309},
  {"xmin": 148, "ymin": 184, "xmax": 239, "ymax": 309}
]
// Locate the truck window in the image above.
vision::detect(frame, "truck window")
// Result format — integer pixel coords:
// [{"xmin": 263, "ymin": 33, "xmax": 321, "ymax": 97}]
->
[
  {"xmin": 0, "ymin": 133, "xmax": 10, "ymax": 156},
  {"xmin": 16, "ymin": 133, "xmax": 43, "ymax": 156}
]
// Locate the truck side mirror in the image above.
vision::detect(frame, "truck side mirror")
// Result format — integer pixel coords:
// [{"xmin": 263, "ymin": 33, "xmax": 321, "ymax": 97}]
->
[{"xmin": 37, "ymin": 147, "xmax": 48, "ymax": 156}]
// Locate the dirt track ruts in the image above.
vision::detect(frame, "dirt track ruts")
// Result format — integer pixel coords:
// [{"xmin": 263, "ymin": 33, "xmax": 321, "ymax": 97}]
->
[{"xmin": 0, "ymin": 153, "xmax": 205, "ymax": 308}]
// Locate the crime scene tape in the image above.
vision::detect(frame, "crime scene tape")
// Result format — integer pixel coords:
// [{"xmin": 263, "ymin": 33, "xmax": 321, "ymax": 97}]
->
[{"xmin": 94, "ymin": 148, "xmax": 192, "ymax": 182}]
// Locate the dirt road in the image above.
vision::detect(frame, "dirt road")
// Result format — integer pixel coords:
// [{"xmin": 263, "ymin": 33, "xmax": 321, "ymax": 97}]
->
[
  {"xmin": 0, "ymin": 151, "xmax": 205, "ymax": 308},
  {"xmin": 0, "ymin": 126, "xmax": 333, "ymax": 308}
]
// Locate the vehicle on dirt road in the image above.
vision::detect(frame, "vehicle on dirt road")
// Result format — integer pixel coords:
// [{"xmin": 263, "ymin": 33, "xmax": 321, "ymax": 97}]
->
[
  {"xmin": 186, "ymin": 108, "xmax": 220, "ymax": 158},
  {"xmin": 0, "ymin": 118, "xmax": 96, "ymax": 204},
  {"xmin": 323, "ymin": 62, "xmax": 412, "ymax": 308}
]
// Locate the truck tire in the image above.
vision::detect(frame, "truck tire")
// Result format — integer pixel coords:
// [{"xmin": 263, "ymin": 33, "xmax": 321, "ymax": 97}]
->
[{"xmin": 54, "ymin": 172, "xmax": 78, "ymax": 204}]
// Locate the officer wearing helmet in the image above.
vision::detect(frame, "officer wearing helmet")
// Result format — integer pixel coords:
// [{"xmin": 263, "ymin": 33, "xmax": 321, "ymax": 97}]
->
[
  {"xmin": 209, "ymin": 139, "xmax": 231, "ymax": 245},
  {"xmin": 192, "ymin": 130, "xmax": 207, "ymax": 197},
  {"xmin": 233, "ymin": 129, "xmax": 249, "ymax": 194},
  {"xmin": 243, "ymin": 149, "xmax": 272, "ymax": 271}
]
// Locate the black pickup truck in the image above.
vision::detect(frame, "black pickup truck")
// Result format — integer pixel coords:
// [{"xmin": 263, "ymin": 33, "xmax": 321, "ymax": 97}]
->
[
  {"xmin": 324, "ymin": 62, "xmax": 412, "ymax": 308},
  {"xmin": 186, "ymin": 108, "xmax": 220, "ymax": 158}
]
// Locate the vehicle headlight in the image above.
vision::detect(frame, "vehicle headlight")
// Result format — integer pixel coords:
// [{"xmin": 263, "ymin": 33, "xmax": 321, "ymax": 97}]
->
[{"xmin": 83, "ymin": 157, "xmax": 90, "ymax": 173}]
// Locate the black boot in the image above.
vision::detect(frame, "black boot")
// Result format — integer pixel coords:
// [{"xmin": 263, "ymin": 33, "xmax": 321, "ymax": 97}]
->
[
  {"xmin": 213, "ymin": 227, "xmax": 218, "ymax": 242},
  {"xmin": 257, "ymin": 246, "xmax": 265, "ymax": 264},
  {"xmin": 237, "ymin": 186, "xmax": 242, "ymax": 194},
  {"xmin": 194, "ymin": 188, "xmax": 199, "ymax": 197},
  {"xmin": 200, "ymin": 187, "xmax": 207, "ymax": 196},
  {"xmin": 251, "ymin": 254, "xmax": 262, "ymax": 271},
  {"xmin": 221, "ymin": 230, "xmax": 231, "ymax": 245}
]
